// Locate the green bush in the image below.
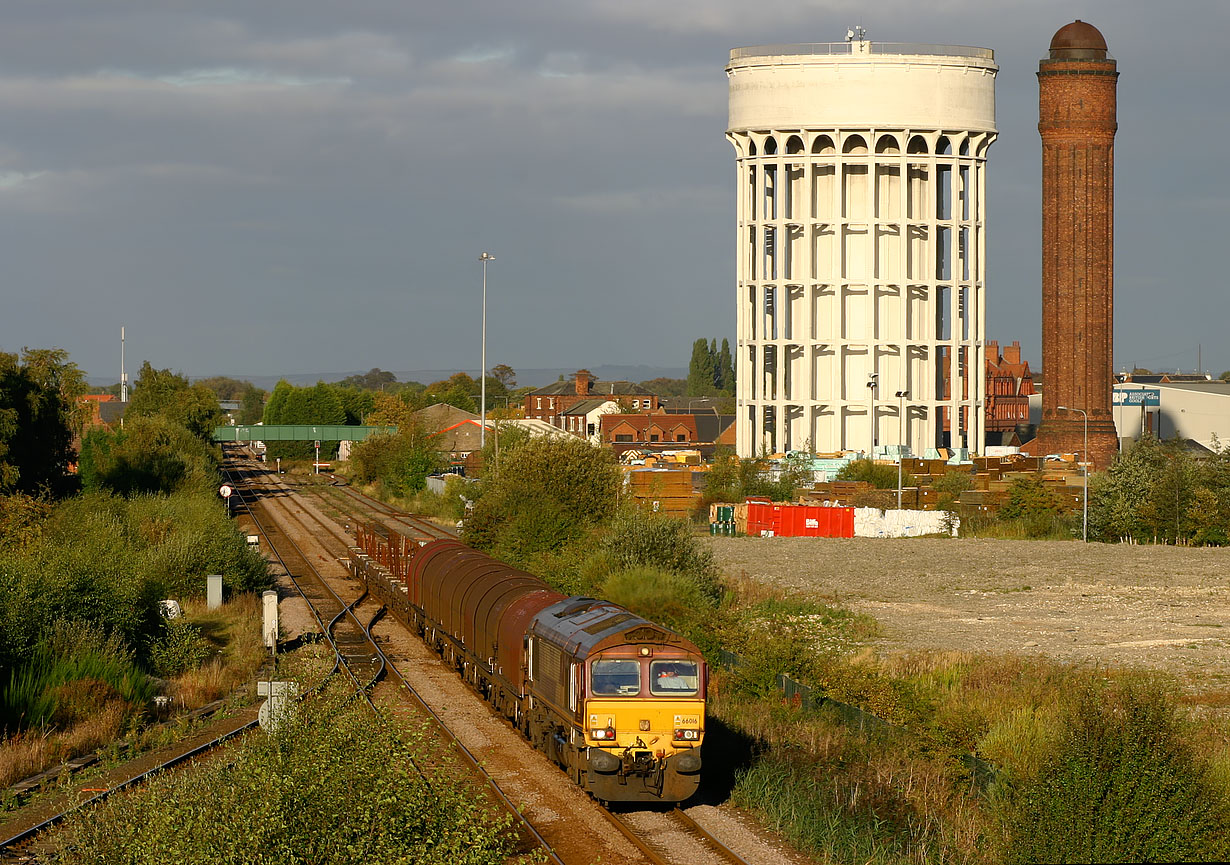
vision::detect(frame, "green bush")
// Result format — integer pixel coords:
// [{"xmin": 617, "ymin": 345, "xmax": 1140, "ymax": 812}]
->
[
  {"xmin": 146, "ymin": 618, "xmax": 212, "ymax": 678},
  {"xmin": 601, "ymin": 567, "xmax": 714, "ymax": 633},
  {"xmin": 0, "ymin": 489, "xmax": 269, "ymax": 729},
  {"xmin": 349, "ymin": 426, "xmax": 446, "ymax": 497},
  {"xmin": 79, "ymin": 416, "xmax": 220, "ymax": 497},
  {"xmin": 597, "ymin": 508, "xmax": 723, "ymax": 603},
  {"xmin": 47, "ymin": 691, "xmax": 520, "ymax": 864},
  {"xmin": 1001, "ymin": 678, "xmax": 1230, "ymax": 863},
  {"xmin": 836, "ymin": 458, "xmax": 912, "ymax": 490},
  {"xmin": 464, "ymin": 436, "xmax": 620, "ymax": 564}
]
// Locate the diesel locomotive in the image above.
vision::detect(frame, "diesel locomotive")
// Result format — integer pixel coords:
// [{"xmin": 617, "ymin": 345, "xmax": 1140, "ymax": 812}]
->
[{"xmin": 349, "ymin": 525, "xmax": 706, "ymax": 803}]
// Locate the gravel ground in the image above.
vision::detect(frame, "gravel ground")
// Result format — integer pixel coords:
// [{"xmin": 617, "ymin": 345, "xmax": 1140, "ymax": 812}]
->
[{"xmin": 705, "ymin": 536, "xmax": 1230, "ymax": 692}]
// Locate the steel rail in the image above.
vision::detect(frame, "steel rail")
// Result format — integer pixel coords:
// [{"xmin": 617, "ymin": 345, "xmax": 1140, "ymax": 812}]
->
[
  {"xmin": 670, "ymin": 807, "xmax": 753, "ymax": 865},
  {"xmin": 224, "ymin": 466, "xmax": 382, "ymax": 702},
  {"xmin": 0, "ymin": 718, "xmax": 259, "ymax": 854}
]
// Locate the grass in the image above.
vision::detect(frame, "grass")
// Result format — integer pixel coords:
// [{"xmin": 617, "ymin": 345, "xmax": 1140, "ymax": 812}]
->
[
  {"xmin": 0, "ymin": 594, "xmax": 267, "ymax": 794},
  {"xmin": 711, "ymin": 634, "xmax": 1230, "ymax": 864},
  {"xmin": 44, "ymin": 685, "xmax": 525, "ymax": 865}
]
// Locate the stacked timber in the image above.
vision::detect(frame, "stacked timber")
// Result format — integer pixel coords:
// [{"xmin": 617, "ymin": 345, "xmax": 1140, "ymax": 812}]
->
[{"xmin": 627, "ymin": 467, "xmax": 698, "ymax": 517}]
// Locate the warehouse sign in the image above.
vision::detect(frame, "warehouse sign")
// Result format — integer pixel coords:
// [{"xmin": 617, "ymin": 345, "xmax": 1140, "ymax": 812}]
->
[{"xmin": 1113, "ymin": 388, "xmax": 1160, "ymax": 406}]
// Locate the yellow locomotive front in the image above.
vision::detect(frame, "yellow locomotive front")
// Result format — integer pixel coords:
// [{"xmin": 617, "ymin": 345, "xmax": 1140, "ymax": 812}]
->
[
  {"xmin": 525, "ymin": 600, "xmax": 707, "ymax": 803},
  {"xmin": 583, "ymin": 648, "xmax": 704, "ymax": 801}
]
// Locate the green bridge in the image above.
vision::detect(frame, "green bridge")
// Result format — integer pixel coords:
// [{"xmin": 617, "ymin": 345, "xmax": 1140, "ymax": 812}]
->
[{"xmin": 213, "ymin": 425, "xmax": 397, "ymax": 442}]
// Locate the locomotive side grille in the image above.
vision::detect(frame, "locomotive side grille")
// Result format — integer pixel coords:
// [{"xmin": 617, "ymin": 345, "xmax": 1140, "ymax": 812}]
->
[{"xmin": 533, "ymin": 638, "xmax": 567, "ymax": 708}]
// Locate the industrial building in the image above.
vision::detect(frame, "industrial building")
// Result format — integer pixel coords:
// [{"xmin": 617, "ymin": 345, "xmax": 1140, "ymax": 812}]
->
[
  {"xmin": 726, "ymin": 32, "xmax": 998, "ymax": 458},
  {"xmin": 1113, "ymin": 381, "xmax": 1230, "ymax": 452}
]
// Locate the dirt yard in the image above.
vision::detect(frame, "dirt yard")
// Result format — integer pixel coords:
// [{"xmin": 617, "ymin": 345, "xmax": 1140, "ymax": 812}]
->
[{"xmin": 706, "ymin": 537, "xmax": 1230, "ymax": 692}]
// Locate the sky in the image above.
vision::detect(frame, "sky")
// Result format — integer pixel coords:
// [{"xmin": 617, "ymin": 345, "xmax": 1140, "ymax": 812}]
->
[{"xmin": 1, "ymin": 0, "xmax": 1228, "ymax": 384}]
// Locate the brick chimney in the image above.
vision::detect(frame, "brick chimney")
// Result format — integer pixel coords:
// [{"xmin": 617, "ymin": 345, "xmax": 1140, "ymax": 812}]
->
[
  {"xmin": 574, "ymin": 369, "xmax": 594, "ymax": 395},
  {"xmin": 1004, "ymin": 341, "xmax": 1021, "ymax": 365},
  {"xmin": 986, "ymin": 340, "xmax": 999, "ymax": 364}
]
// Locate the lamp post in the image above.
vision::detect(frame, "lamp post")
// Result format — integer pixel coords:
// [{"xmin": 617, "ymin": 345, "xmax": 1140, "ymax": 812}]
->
[
  {"xmin": 895, "ymin": 390, "xmax": 909, "ymax": 509},
  {"xmin": 866, "ymin": 373, "xmax": 879, "ymax": 458},
  {"xmin": 1057, "ymin": 405, "xmax": 1089, "ymax": 542},
  {"xmin": 478, "ymin": 252, "xmax": 495, "ymax": 449}
]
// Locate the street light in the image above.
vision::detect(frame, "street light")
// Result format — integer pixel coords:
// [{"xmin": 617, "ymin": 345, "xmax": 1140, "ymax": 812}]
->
[
  {"xmin": 895, "ymin": 390, "xmax": 909, "ymax": 509},
  {"xmin": 478, "ymin": 252, "xmax": 495, "ymax": 449},
  {"xmin": 1057, "ymin": 405, "xmax": 1089, "ymax": 542},
  {"xmin": 866, "ymin": 373, "xmax": 879, "ymax": 458}
]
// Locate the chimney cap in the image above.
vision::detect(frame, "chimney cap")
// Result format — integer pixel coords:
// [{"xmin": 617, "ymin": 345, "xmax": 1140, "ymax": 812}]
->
[{"xmin": 1048, "ymin": 20, "xmax": 1108, "ymax": 59}]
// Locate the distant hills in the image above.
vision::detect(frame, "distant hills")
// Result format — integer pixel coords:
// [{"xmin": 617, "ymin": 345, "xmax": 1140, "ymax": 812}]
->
[{"xmin": 89, "ymin": 365, "xmax": 687, "ymax": 391}]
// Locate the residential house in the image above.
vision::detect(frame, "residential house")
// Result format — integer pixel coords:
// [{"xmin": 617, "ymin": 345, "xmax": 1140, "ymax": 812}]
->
[
  {"xmin": 524, "ymin": 369, "xmax": 660, "ymax": 429},
  {"xmin": 558, "ymin": 398, "xmax": 620, "ymax": 444}
]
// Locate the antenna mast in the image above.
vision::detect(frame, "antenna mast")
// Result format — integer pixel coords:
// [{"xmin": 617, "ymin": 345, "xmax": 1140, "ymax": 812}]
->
[{"xmin": 121, "ymin": 326, "xmax": 128, "ymax": 402}]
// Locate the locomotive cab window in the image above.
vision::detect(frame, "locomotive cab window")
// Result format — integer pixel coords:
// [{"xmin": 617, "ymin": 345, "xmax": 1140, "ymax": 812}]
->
[
  {"xmin": 590, "ymin": 659, "xmax": 641, "ymax": 696},
  {"xmin": 650, "ymin": 660, "xmax": 699, "ymax": 695}
]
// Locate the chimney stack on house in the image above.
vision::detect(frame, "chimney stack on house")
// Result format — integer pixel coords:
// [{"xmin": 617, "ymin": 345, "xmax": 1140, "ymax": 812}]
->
[{"xmin": 574, "ymin": 369, "xmax": 595, "ymax": 396}]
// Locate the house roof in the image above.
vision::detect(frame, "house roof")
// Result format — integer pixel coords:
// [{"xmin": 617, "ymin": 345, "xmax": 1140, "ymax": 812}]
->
[
  {"xmin": 413, "ymin": 402, "xmax": 479, "ymax": 432},
  {"xmin": 560, "ymin": 398, "xmax": 617, "ymax": 416},
  {"xmin": 528, "ymin": 380, "xmax": 655, "ymax": 397},
  {"xmin": 692, "ymin": 414, "xmax": 736, "ymax": 443},
  {"xmin": 600, "ymin": 414, "xmax": 698, "ymax": 437},
  {"xmin": 98, "ymin": 401, "xmax": 128, "ymax": 424}
]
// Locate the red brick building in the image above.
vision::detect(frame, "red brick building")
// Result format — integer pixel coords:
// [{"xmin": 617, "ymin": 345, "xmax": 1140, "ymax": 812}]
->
[
  {"xmin": 1034, "ymin": 20, "xmax": 1119, "ymax": 469},
  {"xmin": 600, "ymin": 413, "xmax": 697, "ymax": 446},
  {"xmin": 523, "ymin": 369, "xmax": 659, "ymax": 428},
  {"xmin": 939, "ymin": 341, "xmax": 1036, "ymax": 442},
  {"xmin": 985, "ymin": 341, "xmax": 1036, "ymax": 432}
]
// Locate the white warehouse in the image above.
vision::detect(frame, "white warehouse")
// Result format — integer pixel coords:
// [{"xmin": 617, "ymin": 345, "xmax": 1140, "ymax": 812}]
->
[{"xmin": 726, "ymin": 35, "xmax": 998, "ymax": 457}]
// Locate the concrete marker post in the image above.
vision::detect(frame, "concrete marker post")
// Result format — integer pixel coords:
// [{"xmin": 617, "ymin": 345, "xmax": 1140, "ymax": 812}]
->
[
  {"xmin": 207, "ymin": 574, "xmax": 223, "ymax": 610},
  {"xmin": 262, "ymin": 590, "xmax": 279, "ymax": 649}
]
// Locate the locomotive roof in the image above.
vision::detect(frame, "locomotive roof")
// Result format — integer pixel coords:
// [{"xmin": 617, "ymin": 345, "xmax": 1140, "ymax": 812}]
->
[{"xmin": 529, "ymin": 597, "xmax": 695, "ymax": 657}]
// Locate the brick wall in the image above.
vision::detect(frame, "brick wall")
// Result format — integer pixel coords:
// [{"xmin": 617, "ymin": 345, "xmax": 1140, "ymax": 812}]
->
[{"xmin": 1035, "ymin": 54, "xmax": 1120, "ymax": 469}]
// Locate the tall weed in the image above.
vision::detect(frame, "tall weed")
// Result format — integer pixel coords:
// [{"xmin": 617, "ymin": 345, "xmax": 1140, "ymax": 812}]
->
[{"xmin": 999, "ymin": 677, "xmax": 1230, "ymax": 863}]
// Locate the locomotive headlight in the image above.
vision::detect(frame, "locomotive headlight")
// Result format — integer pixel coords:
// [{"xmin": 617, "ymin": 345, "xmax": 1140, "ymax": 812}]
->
[
  {"xmin": 591, "ymin": 727, "xmax": 616, "ymax": 741},
  {"xmin": 673, "ymin": 728, "xmax": 700, "ymax": 741}
]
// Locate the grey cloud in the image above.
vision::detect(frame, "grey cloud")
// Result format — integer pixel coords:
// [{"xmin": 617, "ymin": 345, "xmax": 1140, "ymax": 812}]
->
[{"xmin": 0, "ymin": 0, "xmax": 1227, "ymax": 380}]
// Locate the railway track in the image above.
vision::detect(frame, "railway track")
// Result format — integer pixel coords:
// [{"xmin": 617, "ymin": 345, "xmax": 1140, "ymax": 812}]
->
[
  {"xmin": 227, "ymin": 451, "xmax": 754, "ymax": 865},
  {"xmin": 224, "ymin": 454, "xmax": 562, "ymax": 863}
]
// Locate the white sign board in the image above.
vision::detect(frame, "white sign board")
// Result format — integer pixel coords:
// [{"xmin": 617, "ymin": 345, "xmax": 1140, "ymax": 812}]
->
[{"xmin": 219, "ymin": 484, "xmax": 233, "ymax": 499}]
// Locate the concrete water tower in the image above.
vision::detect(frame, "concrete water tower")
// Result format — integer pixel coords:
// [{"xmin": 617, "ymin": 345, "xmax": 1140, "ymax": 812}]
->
[{"xmin": 726, "ymin": 32, "xmax": 998, "ymax": 457}]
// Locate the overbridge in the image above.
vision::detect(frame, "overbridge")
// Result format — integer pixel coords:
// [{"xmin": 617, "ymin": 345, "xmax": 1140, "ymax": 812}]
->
[{"xmin": 212, "ymin": 424, "xmax": 397, "ymax": 442}]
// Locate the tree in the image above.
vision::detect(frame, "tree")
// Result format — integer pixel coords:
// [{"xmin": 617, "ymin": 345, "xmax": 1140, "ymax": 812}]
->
[
  {"xmin": 1219, "ymin": 371, "xmax": 1230, "ymax": 383},
  {"xmin": 195, "ymin": 376, "xmax": 254, "ymax": 401},
  {"xmin": 348, "ymin": 421, "xmax": 445, "ymax": 497},
  {"xmin": 165, "ymin": 385, "xmax": 226, "ymax": 441},
  {"xmin": 0, "ymin": 348, "xmax": 82, "ymax": 494},
  {"xmin": 999, "ymin": 474, "xmax": 1068, "ymax": 520},
  {"xmin": 263, "ymin": 380, "xmax": 294, "ymax": 425},
  {"xmin": 687, "ymin": 338, "xmax": 717, "ymax": 397},
  {"xmin": 490, "ymin": 364, "xmax": 516, "ymax": 389},
  {"xmin": 128, "ymin": 361, "xmax": 191, "ymax": 419},
  {"xmin": 78, "ymin": 415, "xmax": 218, "ymax": 496},
  {"xmin": 238, "ymin": 385, "xmax": 265, "ymax": 424},
  {"xmin": 336, "ymin": 388, "xmax": 375, "ymax": 425},
  {"xmin": 337, "ymin": 368, "xmax": 397, "ymax": 391},
  {"xmin": 717, "ymin": 338, "xmax": 735, "ymax": 394},
  {"xmin": 263, "ymin": 381, "xmax": 347, "ymax": 460}
]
